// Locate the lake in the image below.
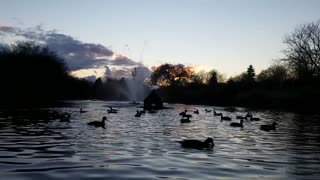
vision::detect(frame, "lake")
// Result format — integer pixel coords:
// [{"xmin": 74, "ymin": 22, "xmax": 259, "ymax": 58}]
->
[{"xmin": 0, "ymin": 100, "xmax": 320, "ymax": 179}]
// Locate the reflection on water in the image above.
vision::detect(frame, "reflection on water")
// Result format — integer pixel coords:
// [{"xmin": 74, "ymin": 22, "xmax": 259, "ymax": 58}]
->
[{"xmin": 0, "ymin": 100, "xmax": 320, "ymax": 179}]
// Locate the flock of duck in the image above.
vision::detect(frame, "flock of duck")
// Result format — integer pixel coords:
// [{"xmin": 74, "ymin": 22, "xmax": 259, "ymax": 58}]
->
[
  {"xmin": 179, "ymin": 108, "xmax": 277, "ymax": 130},
  {"xmin": 177, "ymin": 108, "xmax": 278, "ymax": 150},
  {"xmin": 60, "ymin": 106, "xmax": 278, "ymax": 151}
]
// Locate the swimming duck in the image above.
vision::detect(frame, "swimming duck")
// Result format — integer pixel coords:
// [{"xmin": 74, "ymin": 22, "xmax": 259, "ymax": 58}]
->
[
  {"xmin": 260, "ymin": 122, "xmax": 277, "ymax": 131},
  {"xmin": 250, "ymin": 117, "xmax": 261, "ymax": 121},
  {"xmin": 220, "ymin": 114, "xmax": 231, "ymax": 121},
  {"xmin": 135, "ymin": 110, "xmax": 141, "ymax": 117},
  {"xmin": 87, "ymin": 116, "xmax": 107, "ymax": 128},
  {"xmin": 194, "ymin": 109, "xmax": 199, "ymax": 114},
  {"xmin": 230, "ymin": 119, "xmax": 244, "ymax": 127},
  {"xmin": 180, "ymin": 118, "xmax": 191, "ymax": 123},
  {"xmin": 205, "ymin": 109, "xmax": 212, "ymax": 113},
  {"xmin": 246, "ymin": 113, "xmax": 252, "ymax": 119},
  {"xmin": 108, "ymin": 108, "xmax": 118, "ymax": 114},
  {"xmin": 177, "ymin": 138, "xmax": 214, "ymax": 150},
  {"xmin": 179, "ymin": 110, "xmax": 187, "ymax": 116},
  {"xmin": 181, "ymin": 113, "xmax": 192, "ymax": 119},
  {"xmin": 109, "ymin": 107, "xmax": 119, "ymax": 111},
  {"xmin": 213, "ymin": 110, "xmax": 222, "ymax": 116},
  {"xmin": 80, "ymin": 108, "xmax": 87, "ymax": 113}
]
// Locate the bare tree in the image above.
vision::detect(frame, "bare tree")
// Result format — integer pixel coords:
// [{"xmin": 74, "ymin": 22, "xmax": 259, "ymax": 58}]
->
[{"xmin": 282, "ymin": 20, "xmax": 320, "ymax": 80}]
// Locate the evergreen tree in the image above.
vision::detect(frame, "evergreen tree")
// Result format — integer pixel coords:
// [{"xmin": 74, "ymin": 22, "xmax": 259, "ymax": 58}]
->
[{"xmin": 245, "ymin": 65, "xmax": 256, "ymax": 87}]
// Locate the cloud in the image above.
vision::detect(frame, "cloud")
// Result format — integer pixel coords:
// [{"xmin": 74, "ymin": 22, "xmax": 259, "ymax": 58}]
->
[
  {"xmin": 111, "ymin": 54, "xmax": 142, "ymax": 66},
  {"xmin": 0, "ymin": 25, "xmax": 152, "ymax": 80}
]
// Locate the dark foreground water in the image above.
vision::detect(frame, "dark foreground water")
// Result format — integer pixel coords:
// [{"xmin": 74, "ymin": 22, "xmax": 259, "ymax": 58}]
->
[{"xmin": 0, "ymin": 101, "xmax": 320, "ymax": 179}]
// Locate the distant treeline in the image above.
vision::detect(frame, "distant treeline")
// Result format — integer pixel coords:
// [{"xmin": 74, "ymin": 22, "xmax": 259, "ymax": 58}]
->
[
  {"xmin": 151, "ymin": 21, "xmax": 320, "ymax": 112},
  {"xmin": 0, "ymin": 41, "xmax": 150, "ymax": 107},
  {"xmin": 153, "ymin": 64, "xmax": 320, "ymax": 112},
  {"xmin": 0, "ymin": 41, "xmax": 92, "ymax": 107}
]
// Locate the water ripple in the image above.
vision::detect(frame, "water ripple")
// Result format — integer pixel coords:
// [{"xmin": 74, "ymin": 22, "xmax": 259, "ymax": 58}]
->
[{"xmin": 1, "ymin": 101, "xmax": 320, "ymax": 179}]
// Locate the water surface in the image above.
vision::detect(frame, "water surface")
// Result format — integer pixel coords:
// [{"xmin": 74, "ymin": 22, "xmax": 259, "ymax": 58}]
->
[{"xmin": 0, "ymin": 101, "xmax": 320, "ymax": 179}]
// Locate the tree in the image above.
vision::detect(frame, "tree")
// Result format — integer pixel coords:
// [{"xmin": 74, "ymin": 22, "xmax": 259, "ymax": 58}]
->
[
  {"xmin": 149, "ymin": 63, "xmax": 193, "ymax": 86},
  {"xmin": 0, "ymin": 41, "xmax": 92, "ymax": 106},
  {"xmin": 191, "ymin": 70, "xmax": 208, "ymax": 85},
  {"xmin": 281, "ymin": 20, "xmax": 320, "ymax": 81},
  {"xmin": 244, "ymin": 65, "xmax": 255, "ymax": 87},
  {"xmin": 207, "ymin": 69, "xmax": 225, "ymax": 87},
  {"xmin": 257, "ymin": 65, "xmax": 288, "ymax": 88}
]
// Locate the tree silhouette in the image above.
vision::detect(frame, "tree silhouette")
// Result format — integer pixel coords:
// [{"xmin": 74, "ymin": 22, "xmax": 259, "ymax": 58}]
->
[
  {"xmin": 0, "ymin": 41, "xmax": 92, "ymax": 107},
  {"xmin": 257, "ymin": 65, "xmax": 288, "ymax": 88},
  {"xmin": 281, "ymin": 20, "xmax": 320, "ymax": 82},
  {"xmin": 149, "ymin": 63, "xmax": 192, "ymax": 86},
  {"xmin": 244, "ymin": 65, "xmax": 255, "ymax": 87}
]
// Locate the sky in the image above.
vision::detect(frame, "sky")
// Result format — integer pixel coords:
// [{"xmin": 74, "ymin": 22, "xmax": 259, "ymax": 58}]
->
[{"xmin": 1, "ymin": 0, "xmax": 320, "ymax": 79}]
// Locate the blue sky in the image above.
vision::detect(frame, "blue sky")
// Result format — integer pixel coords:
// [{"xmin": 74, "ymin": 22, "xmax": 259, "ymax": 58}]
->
[{"xmin": 1, "ymin": 0, "xmax": 320, "ymax": 77}]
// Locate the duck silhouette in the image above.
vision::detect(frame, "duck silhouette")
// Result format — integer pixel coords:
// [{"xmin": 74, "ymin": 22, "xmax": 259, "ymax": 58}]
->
[
  {"xmin": 194, "ymin": 109, "xmax": 199, "ymax": 114},
  {"xmin": 250, "ymin": 117, "xmax": 261, "ymax": 121},
  {"xmin": 135, "ymin": 110, "xmax": 141, "ymax": 117},
  {"xmin": 213, "ymin": 110, "xmax": 222, "ymax": 116},
  {"xmin": 180, "ymin": 118, "xmax": 191, "ymax": 123},
  {"xmin": 220, "ymin": 114, "xmax": 231, "ymax": 121},
  {"xmin": 181, "ymin": 113, "xmax": 192, "ymax": 119},
  {"xmin": 260, "ymin": 122, "xmax": 277, "ymax": 131},
  {"xmin": 205, "ymin": 109, "xmax": 212, "ymax": 113},
  {"xmin": 230, "ymin": 119, "xmax": 244, "ymax": 127},
  {"xmin": 80, "ymin": 108, "xmax": 87, "ymax": 113},
  {"xmin": 179, "ymin": 110, "xmax": 187, "ymax": 116},
  {"xmin": 87, "ymin": 116, "xmax": 107, "ymax": 128},
  {"xmin": 177, "ymin": 138, "xmax": 214, "ymax": 150},
  {"xmin": 107, "ymin": 107, "xmax": 119, "ymax": 114}
]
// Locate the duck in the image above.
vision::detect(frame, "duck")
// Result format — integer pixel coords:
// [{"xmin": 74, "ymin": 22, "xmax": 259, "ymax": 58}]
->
[
  {"xmin": 177, "ymin": 137, "xmax": 214, "ymax": 150},
  {"xmin": 230, "ymin": 119, "xmax": 244, "ymax": 127},
  {"xmin": 80, "ymin": 108, "xmax": 87, "ymax": 113},
  {"xmin": 181, "ymin": 113, "xmax": 192, "ymax": 119},
  {"xmin": 108, "ymin": 107, "xmax": 119, "ymax": 114},
  {"xmin": 135, "ymin": 110, "xmax": 141, "ymax": 117},
  {"xmin": 180, "ymin": 118, "xmax": 191, "ymax": 123},
  {"xmin": 194, "ymin": 109, "xmax": 199, "ymax": 114},
  {"xmin": 205, "ymin": 109, "xmax": 212, "ymax": 113},
  {"xmin": 60, "ymin": 114, "xmax": 71, "ymax": 122},
  {"xmin": 87, "ymin": 116, "xmax": 107, "ymax": 128},
  {"xmin": 107, "ymin": 110, "xmax": 117, "ymax": 114},
  {"xmin": 179, "ymin": 110, "xmax": 187, "ymax": 116},
  {"xmin": 213, "ymin": 110, "xmax": 222, "ymax": 116},
  {"xmin": 109, "ymin": 106, "xmax": 119, "ymax": 111},
  {"xmin": 250, "ymin": 117, "xmax": 261, "ymax": 121},
  {"xmin": 245, "ymin": 113, "xmax": 252, "ymax": 119},
  {"xmin": 260, "ymin": 122, "xmax": 277, "ymax": 131},
  {"xmin": 220, "ymin": 114, "xmax": 231, "ymax": 121}
]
